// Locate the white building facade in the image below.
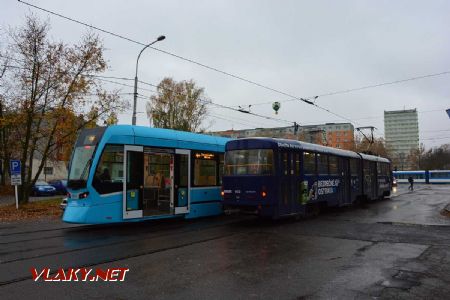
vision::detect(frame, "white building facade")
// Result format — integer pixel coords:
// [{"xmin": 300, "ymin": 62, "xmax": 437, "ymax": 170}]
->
[{"xmin": 384, "ymin": 109, "xmax": 419, "ymax": 170}]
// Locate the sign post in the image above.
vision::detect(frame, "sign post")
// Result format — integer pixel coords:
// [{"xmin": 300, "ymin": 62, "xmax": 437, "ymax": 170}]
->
[{"xmin": 9, "ymin": 160, "xmax": 22, "ymax": 209}]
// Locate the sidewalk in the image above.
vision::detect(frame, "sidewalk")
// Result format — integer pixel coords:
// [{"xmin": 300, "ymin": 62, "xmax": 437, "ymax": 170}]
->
[{"xmin": 0, "ymin": 194, "xmax": 62, "ymax": 207}]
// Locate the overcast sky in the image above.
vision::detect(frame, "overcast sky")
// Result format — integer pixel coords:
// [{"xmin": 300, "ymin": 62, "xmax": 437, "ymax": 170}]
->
[{"xmin": 1, "ymin": 0, "xmax": 449, "ymax": 148}]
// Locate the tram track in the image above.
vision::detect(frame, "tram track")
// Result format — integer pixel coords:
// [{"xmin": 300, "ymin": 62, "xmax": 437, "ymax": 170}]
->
[
  {"xmin": 0, "ymin": 221, "xmax": 183, "ymax": 245},
  {"xmin": 0, "ymin": 216, "xmax": 253, "ymax": 286},
  {"xmin": 0, "ymin": 217, "xmax": 248, "ymax": 264},
  {"xmin": 0, "ymin": 215, "xmax": 230, "ymax": 243},
  {"xmin": 0, "ymin": 230, "xmax": 243, "ymax": 286}
]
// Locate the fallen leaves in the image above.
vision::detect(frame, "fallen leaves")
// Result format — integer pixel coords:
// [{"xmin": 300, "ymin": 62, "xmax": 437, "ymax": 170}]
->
[{"xmin": 0, "ymin": 198, "xmax": 62, "ymax": 222}]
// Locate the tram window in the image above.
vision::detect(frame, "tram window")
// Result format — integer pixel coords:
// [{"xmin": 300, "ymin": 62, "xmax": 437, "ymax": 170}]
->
[
  {"xmin": 350, "ymin": 159, "xmax": 359, "ymax": 176},
  {"xmin": 283, "ymin": 153, "xmax": 288, "ymax": 175},
  {"xmin": 381, "ymin": 163, "xmax": 389, "ymax": 176},
  {"xmin": 224, "ymin": 149, "xmax": 274, "ymax": 176},
  {"xmin": 303, "ymin": 152, "xmax": 315, "ymax": 175},
  {"xmin": 194, "ymin": 152, "xmax": 217, "ymax": 186},
  {"xmin": 329, "ymin": 156, "xmax": 339, "ymax": 175},
  {"xmin": 93, "ymin": 144, "xmax": 124, "ymax": 194},
  {"xmin": 178, "ymin": 155, "xmax": 188, "ymax": 186},
  {"xmin": 363, "ymin": 161, "xmax": 371, "ymax": 176},
  {"xmin": 295, "ymin": 153, "xmax": 301, "ymax": 176},
  {"xmin": 317, "ymin": 153, "xmax": 328, "ymax": 175},
  {"xmin": 431, "ymin": 171, "xmax": 449, "ymax": 178}
]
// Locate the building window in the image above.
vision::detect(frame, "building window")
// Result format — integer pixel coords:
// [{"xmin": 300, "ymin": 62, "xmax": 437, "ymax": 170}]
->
[{"xmin": 44, "ymin": 167, "xmax": 53, "ymax": 175}]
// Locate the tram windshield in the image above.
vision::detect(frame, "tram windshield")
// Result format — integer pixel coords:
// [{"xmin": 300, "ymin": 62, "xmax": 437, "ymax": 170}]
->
[
  {"xmin": 225, "ymin": 149, "xmax": 274, "ymax": 175},
  {"xmin": 67, "ymin": 127, "xmax": 106, "ymax": 189}
]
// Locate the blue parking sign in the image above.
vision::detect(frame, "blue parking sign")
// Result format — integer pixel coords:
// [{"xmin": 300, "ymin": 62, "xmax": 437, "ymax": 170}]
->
[{"xmin": 10, "ymin": 160, "xmax": 21, "ymax": 175}]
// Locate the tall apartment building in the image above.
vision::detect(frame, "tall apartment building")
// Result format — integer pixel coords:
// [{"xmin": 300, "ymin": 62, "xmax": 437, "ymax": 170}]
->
[
  {"xmin": 211, "ymin": 123, "xmax": 355, "ymax": 150},
  {"xmin": 384, "ymin": 109, "xmax": 419, "ymax": 170}
]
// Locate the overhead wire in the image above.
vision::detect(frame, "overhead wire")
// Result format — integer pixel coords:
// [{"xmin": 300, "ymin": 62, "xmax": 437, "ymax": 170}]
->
[
  {"xmin": 16, "ymin": 0, "xmax": 366, "ymax": 126},
  {"xmin": 247, "ymin": 71, "xmax": 450, "ymax": 107},
  {"xmin": 3, "ymin": 44, "xmax": 448, "ymax": 136},
  {"xmin": 207, "ymin": 113, "xmax": 255, "ymax": 128},
  {"xmin": 4, "ymin": 60, "xmax": 446, "ymax": 134},
  {"xmin": 0, "ymin": 61, "xmax": 295, "ymax": 125},
  {"xmin": 17, "ymin": 0, "xmax": 450, "ymax": 130}
]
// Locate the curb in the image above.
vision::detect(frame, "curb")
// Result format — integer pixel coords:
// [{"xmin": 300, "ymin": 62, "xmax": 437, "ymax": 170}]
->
[{"xmin": 390, "ymin": 186, "xmax": 427, "ymax": 199}]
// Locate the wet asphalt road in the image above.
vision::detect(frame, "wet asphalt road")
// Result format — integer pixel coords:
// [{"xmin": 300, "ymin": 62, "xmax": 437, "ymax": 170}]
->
[{"xmin": 0, "ymin": 185, "xmax": 449, "ymax": 299}]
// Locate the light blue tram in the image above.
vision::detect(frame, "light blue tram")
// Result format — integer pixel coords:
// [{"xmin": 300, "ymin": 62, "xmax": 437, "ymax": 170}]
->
[
  {"xmin": 63, "ymin": 125, "xmax": 229, "ymax": 224},
  {"xmin": 393, "ymin": 170, "xmax": 427, "ymax": 183},
  {"xmin": 393, "ymin": 170, "xmax": 450, "ymax": 184},
  {"xmin": 429, "ymin": 170, "xmax": 450, "ymax": 183}
]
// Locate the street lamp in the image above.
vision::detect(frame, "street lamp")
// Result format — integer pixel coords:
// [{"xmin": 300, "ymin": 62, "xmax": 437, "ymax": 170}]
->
[{"xmin": 132, "ymin": 35, "xmax": 166, "ymax": 125}]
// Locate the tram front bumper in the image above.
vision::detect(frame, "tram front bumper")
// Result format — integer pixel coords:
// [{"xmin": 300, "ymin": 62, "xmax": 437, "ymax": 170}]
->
[{"xmin": 62, "ymin": 205, "xmax": 89, "ymax": 224}]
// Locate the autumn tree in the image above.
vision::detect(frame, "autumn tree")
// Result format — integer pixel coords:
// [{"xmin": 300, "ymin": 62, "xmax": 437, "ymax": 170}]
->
[
  {"xmin": 420, "ymin": 144, "xmax": 450, "ymax": 170},
  {"xmin": 407, "ymin": 143, "xmax": 426, "ymax": 169},
  {"xmin": 0, "ymin": 15, "xmax": 126, "ymax": 203},
  {"xmin": 146, "ymin": 77, "xmax": 208, "ymax": 132},
  {"xmin": 353, "ymin": 136, "xmax": 392, "ymax": 159},
  {"xmin": 0, "ymin": 60, "xmax": 13, "ymax": 185}
]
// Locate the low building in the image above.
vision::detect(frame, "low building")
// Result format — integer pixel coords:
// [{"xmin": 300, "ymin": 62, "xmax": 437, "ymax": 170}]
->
[{"xmin": 212, "ymin": 123, "xmax": 355, "ymax": 150}]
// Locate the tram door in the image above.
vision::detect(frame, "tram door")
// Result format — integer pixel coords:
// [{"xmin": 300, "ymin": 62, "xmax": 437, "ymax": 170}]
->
[
  {"xmin": 174, "ymin": 149, "xmax": 190, "ymax": 214},
  {"xmin": 123, "ymin": 145, "xmax": 144, "ymax": 219},
  {"xmin": 280, "ymin": 151, "xmax": 295, "ymax": 214}
]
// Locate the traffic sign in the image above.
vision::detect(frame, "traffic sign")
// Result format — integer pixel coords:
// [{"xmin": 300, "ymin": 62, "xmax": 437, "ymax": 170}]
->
[{"xmin": 10, "ymin": 160, "xmax": 21, "ymax": 175}]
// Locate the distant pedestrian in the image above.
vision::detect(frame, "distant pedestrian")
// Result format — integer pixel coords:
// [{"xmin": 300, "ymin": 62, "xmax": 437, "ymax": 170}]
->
[{"xmin": 408, "ymin": 176, "xmax": 414, "ymax": 191}]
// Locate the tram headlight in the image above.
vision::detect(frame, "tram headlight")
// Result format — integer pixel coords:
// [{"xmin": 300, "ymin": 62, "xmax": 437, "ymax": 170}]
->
[{"xmin": 79, "ymin": 192, "xmax": 89, "ymax": 199}]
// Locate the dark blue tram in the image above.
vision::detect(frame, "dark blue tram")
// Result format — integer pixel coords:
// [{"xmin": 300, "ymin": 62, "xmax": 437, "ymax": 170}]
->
[{"xmin": 222, "ymin": 138, "xmax": 391, "ymax": 218}]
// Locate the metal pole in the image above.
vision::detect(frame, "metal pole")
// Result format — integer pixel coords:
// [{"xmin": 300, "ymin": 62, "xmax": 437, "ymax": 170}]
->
[
  {"xmin": 132, "ymin": 35, "xmax": 165, "ymax": 126},
  {"xmin": 15, "ymin": 185, "xmax": 18, "ymax": 209},
  {"xmin": 132, "ymin": 75, "xmax": 138, "ymax": 125}
]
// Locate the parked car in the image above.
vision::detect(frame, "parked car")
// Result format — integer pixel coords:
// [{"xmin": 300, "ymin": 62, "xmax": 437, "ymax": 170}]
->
[
  {"xmin": 60, "ymin": 197, "xmax": 68, "ymax": 210},
  {"xmin": 49, "ymin": 179, "xmax": 68, "ymax": 195},
  {"xmin": 31, "ymin": 181, "xmax": 56, "ymax": 196}
]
